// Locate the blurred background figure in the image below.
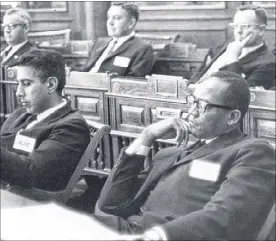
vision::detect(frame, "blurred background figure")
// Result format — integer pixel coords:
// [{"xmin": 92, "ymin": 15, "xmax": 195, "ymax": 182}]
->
[
  {"xmin": 190, "ymin": 4, "xmax": 275, "ymax": 90},
  {"xmin": 1, "ymin": 8, "xmax": 36, "ymax": 67}
]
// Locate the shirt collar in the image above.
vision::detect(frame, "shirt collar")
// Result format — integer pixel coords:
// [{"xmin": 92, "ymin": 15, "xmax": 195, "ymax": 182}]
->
[
  {"xmin": 204, "ymin": 137, "xmax": 217, "ymax": 144},
  {"xmin": 36, "ymin": 99, "xmax": 67, "ymax": 122},
  {"xmin": 8, "ymin": 40, "xmax": 28, "ymax": 52},
  {"xmin": 239, "ymin": 42, "xmax": 264, "ymax": 59},
  {"xmin": 112, "ymin": 31, "xmax": 135, "ymax": 45}
]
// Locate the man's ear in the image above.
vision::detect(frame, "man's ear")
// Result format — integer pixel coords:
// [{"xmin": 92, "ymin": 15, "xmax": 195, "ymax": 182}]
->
[
  {"xmin": 24, "ymin": 23, "xmax": 30, "ymax": 33},
  {"xmin": 259, "ymin": 25, "xmax": 266, "ymax": 37},
  {"xmin": 128, "ymin": 18, "xmax": 136, "ymax": 30},
  {"xmin": 227, "ymin": 110, "xmax": 241, "ymax": 126},
  {"xmin": 46, "ymin": 77, "xmax": 58, "ymax": 94}
]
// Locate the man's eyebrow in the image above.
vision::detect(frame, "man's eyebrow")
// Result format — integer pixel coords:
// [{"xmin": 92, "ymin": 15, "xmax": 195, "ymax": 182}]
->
[{"xmin": 17, "ymin": 79, "xmax": 34, "ymax": 83}]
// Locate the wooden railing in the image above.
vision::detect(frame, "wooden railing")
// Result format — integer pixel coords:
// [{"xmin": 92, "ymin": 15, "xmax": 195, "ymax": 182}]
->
[{"xmin": 1, "ymin": 70, "xmax": 275, "ymax": 177}]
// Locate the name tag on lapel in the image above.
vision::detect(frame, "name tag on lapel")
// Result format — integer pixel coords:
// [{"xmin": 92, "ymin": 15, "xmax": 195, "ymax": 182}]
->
[
  {"xmin": 13, "ymin": 132, "xmax": 36, "ymax": 153},
  {"xmin": 189, "ymin": 159, "xmax": 221, "ymax": 182},
  {"xmin": 113, "ymin": 56, "xmax": 130, "ymax": 67}
]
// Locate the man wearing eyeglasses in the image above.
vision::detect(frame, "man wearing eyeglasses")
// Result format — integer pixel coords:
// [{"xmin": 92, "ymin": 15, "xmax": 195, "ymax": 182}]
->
[
  {"xmin": 95, "ymin": 71, "xmax": 275, "ymax": 240},
  {"xmin": 1, "ymin": 8, "xmax": 36, "ymax": 67},
  {"xmin": 191, "ymin": 4, "xmax": 275, "ymax": 90}
]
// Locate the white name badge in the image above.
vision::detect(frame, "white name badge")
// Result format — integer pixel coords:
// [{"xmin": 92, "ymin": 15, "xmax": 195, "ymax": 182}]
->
[
  {"xmin": 13, "ymin": 132, "xmax": 36, "ymax": 153},
  {"xmin": 189, "ymin": 159, "xmax": 221, "ymax": 182},
  {"xmin": 113, "ymin": 56, "xmax": 130, "ymax": 68}
]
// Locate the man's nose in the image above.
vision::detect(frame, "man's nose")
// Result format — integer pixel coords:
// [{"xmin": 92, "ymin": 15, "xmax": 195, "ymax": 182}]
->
[
  {"xmin": 188, "ymin": 104, "xmax": 199, "ymax": 117},
  {"xmin": 16, "ymin": 85, "xmax": 24, "ymax": 98},
  {"xmin": 235, "ymin": 25, "xmax": 243, "ymax": 33},
  {"xmin": 4, "ymin": 28, "xmax": 11, "ymax": 33},
  {"xmin": 107, "ymin": 18, "xmax": 114, "ymax": 25}
]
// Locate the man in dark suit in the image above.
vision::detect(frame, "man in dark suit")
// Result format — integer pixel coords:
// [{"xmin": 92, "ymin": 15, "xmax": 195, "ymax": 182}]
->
[
  {"xmin": 95, "ymin": 71, "xmax": 275, "ymax": 240},
  {"xmin": 190, "ymin": 5, "xmax": 275, "ymax": 90},
  {"xmin": 79, "ymin": 2, "xmax": 154, "ymax": 77},
  {"xmin": 0, "ymin": 49, "xmax": 90, "ymax": 191},
  {"xmin": 1, "ymin": 8, "xmax": 36, "ymax": 67}
]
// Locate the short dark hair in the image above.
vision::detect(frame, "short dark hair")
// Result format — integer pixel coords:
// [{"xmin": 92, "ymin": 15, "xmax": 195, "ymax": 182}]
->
[
  {"xmin": 201, "ymin": 71, "xmax": 250, "ymax": 119},
  {"xmin": 16, "ymin": 49, "xmax": 66, "ymax": 95},
  {"xmin": 237, "ymin": 4, "xmax": 267, "ymax": 25},
  {"xmin": 111, "ymin": 2, "xmax": 140, "ymax": 21}
]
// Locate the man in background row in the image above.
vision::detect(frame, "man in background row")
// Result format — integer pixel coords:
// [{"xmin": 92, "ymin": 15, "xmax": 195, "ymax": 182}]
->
[
  {"xmin": 78, "ymin": 2, "xmax": 154, "ymax": 77},
  {"xmin": 1, "ymin": 49, "xmax": 90, "ymax": 191},
  {"xmin": 191, "ymin": 4, "xmax": 275, "ymax": 90},
  {"xmin": 1, "ymin": 8, "xmax": 36, "ymax": 67}
]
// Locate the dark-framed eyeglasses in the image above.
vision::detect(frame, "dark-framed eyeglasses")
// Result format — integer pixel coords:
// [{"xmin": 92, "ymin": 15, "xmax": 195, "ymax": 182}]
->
[
  {"xmin": 187, "ymin": 95, "xmax": 233, "ymax": 114},
  {"xmin": 1, "ymin": 23, "xmax": 25, "ymax": 31},
  {"xmin": 229, "ymin": 22, "xmax": 265, "ymax": 30}
]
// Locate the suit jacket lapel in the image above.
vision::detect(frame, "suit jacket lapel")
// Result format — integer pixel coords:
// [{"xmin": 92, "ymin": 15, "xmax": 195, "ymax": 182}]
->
[
  {"xmin": 105, "ymin": 36, "xmax": 135, "ymax": 60},
  {"xmin": 239, "ymin": 43, "xmax": 267, "ymax": 64},
  {"xmin": 32, "ymin": 101, "xmax": 72, "ymax": 127},
  {"xmin": 134, "ymin": 149, "xmax": 182, "ymax": 199},
  {"xmin": 86, "ymin": 39, "xmax": 111, "ymax": 68},
  {"xmin": 175, "ymin": 128, "xmax": 244, "ymax": 166},
  {"xmin": 6, "ymin": 101, "xmax": 72, "ymax": 133},
  {"xmin": 1, "ymin": 42, "xmax": 30, "ymax": 65},
  {"xmin": 135, "ymin": 128, "xmax": 244, "ymax": 198},
  {"xmin": 199, "ymin": 41, "xmax": 229, "ymax": 77}
]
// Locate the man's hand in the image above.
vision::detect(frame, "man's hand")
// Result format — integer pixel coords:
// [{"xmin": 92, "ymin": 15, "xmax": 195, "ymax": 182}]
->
[
  {"xmin": 225, "ymin": 33, "xmax": 253, "ymax": 60},
  {"xmin": 126, "ymin": 117, "xmax": 189, "ymax": 156}
]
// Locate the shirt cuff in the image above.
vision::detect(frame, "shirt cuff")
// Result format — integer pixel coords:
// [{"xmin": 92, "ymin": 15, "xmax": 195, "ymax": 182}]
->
[
  {"xmin": 125, "ymin": 143, "xmax": 150, "ymax": 156},
  {"xmin": 144, "ymin": 226, "xmax": 168, "ymax": 241}
]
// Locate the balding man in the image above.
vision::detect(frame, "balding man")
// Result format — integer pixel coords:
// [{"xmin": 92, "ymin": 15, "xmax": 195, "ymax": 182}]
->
[
  {"xmin": 1, "ymin": 8, "xmax": 36, "ymax": 67},
  {"xmin": 95, "ymin": 71, "xmax": 275, "ymax": 240},
  {"xmin": 191, "ymin": 4, "xmax": 275, "ymax": 90}
]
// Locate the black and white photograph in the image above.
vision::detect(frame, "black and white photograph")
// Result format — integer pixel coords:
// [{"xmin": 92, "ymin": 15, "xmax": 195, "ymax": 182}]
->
[{"xmin": 0, "ymin": 1, "xmax": 275, "ymax": 240}]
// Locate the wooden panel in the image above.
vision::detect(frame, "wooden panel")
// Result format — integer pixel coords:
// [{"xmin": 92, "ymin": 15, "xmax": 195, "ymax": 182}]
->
[
  {"xmin": 243, "ymin": 89, "xmax": 275, "ymax": 147},
  {"xmin": 135, "ymin": 1, "xmax": 240, "ymax": 49},
  {"xmin": 248, "ymin": 109, "xmax": 275, "ymax": 146},
  {"xmin": 64, "ymin": 87, "xmax": 106, "ymax": 123},
  {"xmin": 6, "ymin": 82, "xmax": 19, "ymax": 115},
  {"xmin": 0, "ymin": 82, "xmax": 5, "ymax": 125}
]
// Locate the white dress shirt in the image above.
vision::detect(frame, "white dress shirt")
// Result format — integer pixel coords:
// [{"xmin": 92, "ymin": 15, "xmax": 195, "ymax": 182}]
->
[
  {"xmin": 1, "ymin": 41, "xmax": 28, "ymax": 62},
  {"xmin": 26, "ymin": 99, "xmax": 67, "ymax": 130},
  {"xmin": 89, "ymin": 31, "xmax": 135, "ymax": 73},
  {"xmin": 205, "ymin": 42, "xmax": 264, "ymax": 77}
]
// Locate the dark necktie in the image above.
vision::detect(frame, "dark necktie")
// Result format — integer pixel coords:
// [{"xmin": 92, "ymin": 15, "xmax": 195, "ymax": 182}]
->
[
  {"xmin": 4, "ymin": 47, "xmax": 12, "ymax": 57},
  {"xmin": 12, "ymin": 113, "xmax": 37, "ymax": 132},
  {"xmin": 177, "ymin": 139, "xmax": 206, "ymax": 162}
]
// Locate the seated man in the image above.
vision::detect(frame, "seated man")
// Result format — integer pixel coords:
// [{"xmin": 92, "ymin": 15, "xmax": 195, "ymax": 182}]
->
[
  {"xmin": 0, "ymin": 49, "xmax": 90, "ymax": 191},
  {"xmin": 1, "ymin": 8, "xmax": 37, "ymax": 67},
  {"xmin": 95, "ymin": 71, "xmax": 275, "ymax": 240},
  {"xmin": 78, "ymin": 2, "xmax": 154, "ymax": 77},
  {"xmin": 190, "ymin": 4, "xmax": 275, "ymax": 90}
]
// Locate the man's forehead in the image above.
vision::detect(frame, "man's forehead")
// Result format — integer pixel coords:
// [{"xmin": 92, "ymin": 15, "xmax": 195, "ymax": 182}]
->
[
  {"xmin": 234, "ymin": 9, "xmax": 259, "ymax": 23},
  {"xmin": 194, "ymin": 78, "xmax": 229, "ymax": 99},
  {"xmin": 17, "ymin": 66, "xmax": 39, "ymax": 80},
  {"xmin": 3, "ymin": 14, "xmax": 25, "ymax": 24},
  {"xmin": 108, "ymin": 5, "xmax": 127, "ymax": 15}
]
